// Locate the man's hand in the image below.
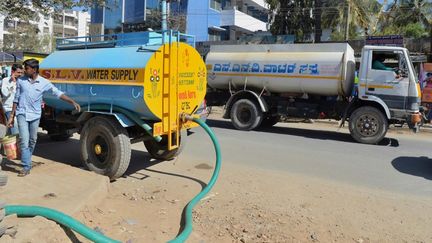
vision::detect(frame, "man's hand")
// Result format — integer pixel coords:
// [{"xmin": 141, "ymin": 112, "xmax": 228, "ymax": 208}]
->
[
  {"xmin": 73, "ymin": 102, "xmax": 81, "ymax": 113},
  {"xmin": 7, "ymin": 115, "xmax": 14, "ymax": 128}
]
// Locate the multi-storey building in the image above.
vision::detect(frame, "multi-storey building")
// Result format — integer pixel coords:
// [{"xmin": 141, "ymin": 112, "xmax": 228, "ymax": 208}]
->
[
  {"xmin": 0, "ymin": 10, "xmax": 90, "ymax": 52},
  {"xmin": 53, "ymin": 10, "xmax": 90, "ymax": 38},
  {"xmin": 90, "ymin": 0, "xmax": 269, "ymax": 42}
]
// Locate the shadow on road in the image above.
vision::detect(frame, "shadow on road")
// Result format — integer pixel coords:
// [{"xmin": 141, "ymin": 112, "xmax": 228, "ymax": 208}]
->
[
  {"xmin": 125, "ymin": 149, "xmax": 207, "ymax": 188},
  {"xmin": 392, "ymin": 156, "xmax": 432, "ymax": 180},
  {"xmin": 33, "ymin": 133, "xmax": 207, "ymax": 186},
  {"xmin": 206, "ymin": 119, "xmax": 399, "ymax": 147},
  {"xmin": 34, "ymin": 133, "xmax": 82, "ymax": 167}
]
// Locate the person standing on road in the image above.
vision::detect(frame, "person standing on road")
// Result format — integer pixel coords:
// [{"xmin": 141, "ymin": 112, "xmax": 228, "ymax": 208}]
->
[
  {"xmin": 0, "ymin": 64, "xmax": 23, "ymax": 135},
  {"xmin": 7, "ymin": 59, "xmax": 81, "ymax": 177}
]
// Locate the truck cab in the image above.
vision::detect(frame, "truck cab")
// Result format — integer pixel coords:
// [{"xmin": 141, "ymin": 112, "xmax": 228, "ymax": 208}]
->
[{"xmin": 357, "ymin": 46, "xmax": 421, "ymax": 129}]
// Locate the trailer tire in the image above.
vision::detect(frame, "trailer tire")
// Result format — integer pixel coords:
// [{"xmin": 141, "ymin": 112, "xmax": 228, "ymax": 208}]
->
[
  {"xmin": 231, "ymin": 99, "xmax": 263, "ymax": 130},
  {"xmin": 144, "ymin": 132, "xmax": 185, "ymax": 160},
  {"xmin": 349, "ymin": 106, "xmax": 388, "ymax": 144},
  {"xmin": 80, "ymin": 116, "xmax": 131, "ymax": 180}
]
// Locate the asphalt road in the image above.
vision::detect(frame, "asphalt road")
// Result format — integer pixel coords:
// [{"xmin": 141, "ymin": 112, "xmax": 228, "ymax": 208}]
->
[
  {"xmin": 33, "ymin": 116, "xmax": 432, "ymax": 198},
  {"xmin": 179, "ymin": 118, "xmax": 432, "ymax": 197}
]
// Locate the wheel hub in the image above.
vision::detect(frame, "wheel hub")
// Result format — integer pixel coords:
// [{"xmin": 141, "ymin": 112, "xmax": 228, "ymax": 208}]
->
[
  {"xmin": 94, "ymin": 144, "xmax": 102, "ymax": 155},
  {"xmin": 239, "ymin": 108, "xmax": 252, "ymax": 123},
  {"xmin": 357, "ymin": 115, "xmax": 378, "ymax": 137}
]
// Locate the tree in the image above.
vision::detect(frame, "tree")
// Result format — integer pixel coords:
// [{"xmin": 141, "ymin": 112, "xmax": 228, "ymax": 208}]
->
[
  {"xmin": 0, "ymin": 0, "xmax": 104, "ymax": 21},
  {"xmin": 322, "ymin": 0, "xmax": 381, "ymax": 40},
  {"xmin": 379, "ymin": 0, "xmax": 431, "ymax": 37},
  {"xmin": 266, "ymin": 0, "xmax": 315, "ymax": 41},
  {"xmin": 3, "ymin": 23, "xmax": 51, "ymax": 53}
]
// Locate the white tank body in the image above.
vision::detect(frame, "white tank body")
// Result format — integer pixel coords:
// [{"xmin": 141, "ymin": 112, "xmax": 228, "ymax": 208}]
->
[{"xmin": 206, "ymin": 43, "xmax": 356, "ymax": 97}]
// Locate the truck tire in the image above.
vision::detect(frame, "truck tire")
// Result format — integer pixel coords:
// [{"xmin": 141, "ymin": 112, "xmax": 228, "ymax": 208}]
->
[
  {"xmin": 260, "ymin": 115, "xmax": 280, "ymax": 128},
  {"xmin": 349, "ymin": 106, "xmax": 388, "ymax": 144},
  {"xmin": 80, "ymin": 116, "xmax": 131, "ymax": 180},
  {"xmin": 144, "ymin": 132, "xmax": 185, "ymax": 160},
  {"xmin": 231, "ymin": 99, "xmax": 263, "ymax": 130}
]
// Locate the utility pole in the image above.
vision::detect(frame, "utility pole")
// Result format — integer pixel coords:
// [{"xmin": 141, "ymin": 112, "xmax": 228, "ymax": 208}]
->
[
  {"xmin": 162, "ymin": 0, "xmax": 168, "ymax": 31},
  {"xmin": 314, "ymin": 0, "xmax": 322, "ymax": 43},
  {"xmin": 344, "ymin": 2, "xmax": 350, "ymax": 41}
]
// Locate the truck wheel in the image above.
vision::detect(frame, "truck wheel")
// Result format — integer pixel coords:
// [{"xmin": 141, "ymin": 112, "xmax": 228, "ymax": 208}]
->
[
  {"xmin": 144, "ymin": 132, "xmax": 185, "ymax": 160},
  {"xmin": 260, "ymin": 115, "xmax": 280, "ymax": 128},
  {"xmin": 349, "ymin": 106, "xmax": 388, "ymax": 144},
  {"xmin": 80, "ymin": 116, "xmax": 131, "ymax": 180},
  {"xmin": 231, "ymin": 99, "xmax": 263, "ymax": 130}
]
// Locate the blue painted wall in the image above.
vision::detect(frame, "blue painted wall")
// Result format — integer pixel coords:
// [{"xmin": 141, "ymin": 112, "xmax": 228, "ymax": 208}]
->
[{"xmin": 186, "ymin": 0, "xmax": 221, "ymax": 42}]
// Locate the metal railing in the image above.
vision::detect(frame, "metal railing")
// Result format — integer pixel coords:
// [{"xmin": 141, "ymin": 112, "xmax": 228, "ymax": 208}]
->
[{"xmin": 56, "ymin": 30, "xmax": 196, "ymax": 50}]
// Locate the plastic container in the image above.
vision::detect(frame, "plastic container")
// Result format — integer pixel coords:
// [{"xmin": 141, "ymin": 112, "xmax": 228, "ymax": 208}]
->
[{"xmin": 2, "ymin": 135, "xmax": 18, "ymax": 160}]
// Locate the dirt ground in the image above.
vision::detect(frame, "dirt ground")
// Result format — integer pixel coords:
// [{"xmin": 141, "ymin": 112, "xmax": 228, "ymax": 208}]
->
[{"xmin": 73, "ymin": 160, "xmax": 432, "ymax": 243}]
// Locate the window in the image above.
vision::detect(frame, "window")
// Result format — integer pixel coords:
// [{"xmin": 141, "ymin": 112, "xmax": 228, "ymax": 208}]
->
[
  {"xmin": 124, "ymin": 0, "xmax": 145, "ymax": 24},
  {"xmin": 371, "ymin": 50, "xmax": 410, "ymax": 78},
  {"xmin": 3, "ymin": 20, "xmax": 15, "ymax": 31},
  {"xmin": 210, "ymin": 0, "xmax": 222, "ymax": 11},
  {"xmin": 208, "ymin": 29, "xmax": 221, "ymax": 41},
  {"xmin": 104, "ymin": 0, "xmax": 123, "ymax": 34},
  {"xmin": 146, "ymin": 0, "xmax": 159, "ymax": 10},
  {"xmin": 91, "ymin": 6, "xmax": 104, "ymax": 24},
  {"xmin": 371, "ymin": 51, "xmax": 399, "ymax": 71}
]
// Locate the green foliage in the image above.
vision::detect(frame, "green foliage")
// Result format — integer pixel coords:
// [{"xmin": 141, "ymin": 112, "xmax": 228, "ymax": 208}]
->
[
  {"xmin": 0, "ymin": 0, "xmax": 103, "ymax": 20},
  {"xmin": 267, "ymin": 0, "xmax": 430, "ymax": 41},
  {"xmin": 378, "ymin": 0, "xmax": 431, "ymax": 35},
  {"xmin": 3, "ymin": 24, "xmax": 52, "ymax": 53},
  {"xmin": 382, "ymin": 22, "xmax": 428, "ymax": 38},
  {"xmin": 266, "ymin": 0, "xmax": 315, "ymax": 41}
]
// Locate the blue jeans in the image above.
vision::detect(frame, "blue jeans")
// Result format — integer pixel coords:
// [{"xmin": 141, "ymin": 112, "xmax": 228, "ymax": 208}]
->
[
  {"xmin": 17, "ymin": 114, "xmax": 40, "ymax": 171},
  {"xmin": 5, "ymin": 111, "xmax": 19, "ymax": 135}
]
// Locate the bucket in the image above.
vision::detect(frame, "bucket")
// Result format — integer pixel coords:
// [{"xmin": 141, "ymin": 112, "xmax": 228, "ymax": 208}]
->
[{"xmin": 2, "ymin": 135, "xmax": 19, "ymax": 160}]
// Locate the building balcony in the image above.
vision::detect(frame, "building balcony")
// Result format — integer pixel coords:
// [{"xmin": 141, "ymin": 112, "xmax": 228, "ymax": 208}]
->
[
  {"xmin": 244, "ymin": 0, "xmax": 268, "ymax": 11},
  {"xmin": 220, "ymin": 9, "xmax": 267, "ymax": 33},
  {"xmin": 64, "ymin": 10, "xmax": 76, "ymax": 17},
  {"xmin": 53, "ymin": 23, "xmax": 77, "ymax": 30}
]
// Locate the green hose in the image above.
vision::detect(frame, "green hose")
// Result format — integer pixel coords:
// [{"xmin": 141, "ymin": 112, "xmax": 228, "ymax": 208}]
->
[
  {"xmin": 4, "ymin": 117, "xmax": 221, "ymax": 243},
  {"xmin": 168, "ymin": 117, "xmax": 222, "ymax": 243},
  {"xmin": 80, "ymin": 104, "xmax": 162, "ymax": 142},
  {"xmin": 4, "ymin": 205, "xmax": 119, "ymax": 243}
]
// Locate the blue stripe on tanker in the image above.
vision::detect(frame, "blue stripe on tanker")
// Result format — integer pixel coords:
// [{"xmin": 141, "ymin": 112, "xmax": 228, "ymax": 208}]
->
[{"xmin": 43, "ymin": 84, "xmax": 159, "ymax": 120}]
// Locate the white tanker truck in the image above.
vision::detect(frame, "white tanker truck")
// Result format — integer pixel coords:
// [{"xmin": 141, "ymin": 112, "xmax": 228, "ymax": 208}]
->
[{"xmin": 205, "ymin": 43, "xmax": 421, "ymax": 144}]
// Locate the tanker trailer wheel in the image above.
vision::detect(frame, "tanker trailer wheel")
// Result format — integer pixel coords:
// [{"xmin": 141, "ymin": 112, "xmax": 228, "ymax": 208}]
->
[
  {"xmin": 80, "ymin": 116, "xmax": 131, "ymax": 180},
  {"xmin": 231, "ymin": 99, "xmax": 263, "ymax": 130},
  {"xmin": 144, "ymin": 131, "xmax": 186, "ymax": 160},
  {"xmin": 349, "ymin": 106, "xmax": 388, "ymax": 144}
]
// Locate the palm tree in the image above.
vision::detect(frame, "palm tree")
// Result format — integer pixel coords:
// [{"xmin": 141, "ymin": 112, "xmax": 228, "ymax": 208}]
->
[
  {"xmin": 379, "ymin": 0, "xmax": 431, "ymax": 35},
  {"xmin": 321, "ymin": 0, "xmax": 381, "ymax": 40}
]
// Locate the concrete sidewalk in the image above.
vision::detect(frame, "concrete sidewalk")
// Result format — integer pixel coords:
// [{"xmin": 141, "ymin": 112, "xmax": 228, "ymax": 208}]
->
[{"xmin": 0, "ymin": 152, "xmax": 109, "ymax": 242}]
